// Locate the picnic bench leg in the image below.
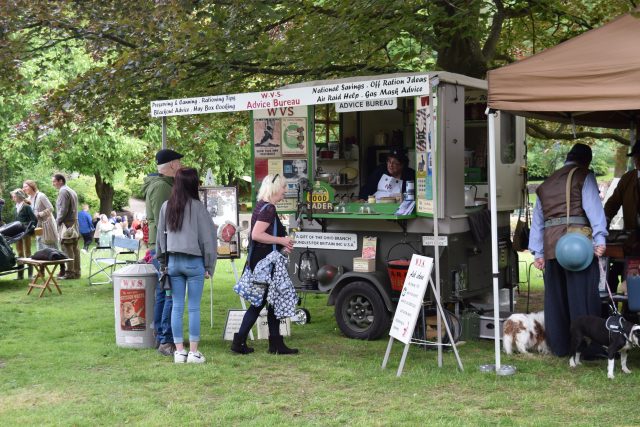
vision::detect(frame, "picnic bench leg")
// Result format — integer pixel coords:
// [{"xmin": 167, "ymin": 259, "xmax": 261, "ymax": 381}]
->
[
  {"xmin": 43, "ymin": 265, "xmax": 62, "ymax": 296},
  {"xmin": 26, "ymin": 265, "xmax": 44, "ymax": 296},
  {"xmin": 38, "ymin": 265, "xmax": 51, "ymax": 298}
]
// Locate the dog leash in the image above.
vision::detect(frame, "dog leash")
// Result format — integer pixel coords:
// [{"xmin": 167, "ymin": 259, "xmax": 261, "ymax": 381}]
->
[
  {"xmin": 597, "ymin": 258, "xmax": 636, "ymax": 344},
  {"xmin": 598, "ymin": 257, "xmax": 620, "ymax": 315}
]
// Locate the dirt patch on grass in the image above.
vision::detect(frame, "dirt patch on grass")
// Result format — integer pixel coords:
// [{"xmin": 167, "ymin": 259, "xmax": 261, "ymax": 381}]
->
[{"xmin": 0, "ymin": 389, "xmax": 68, "ymax": 413}]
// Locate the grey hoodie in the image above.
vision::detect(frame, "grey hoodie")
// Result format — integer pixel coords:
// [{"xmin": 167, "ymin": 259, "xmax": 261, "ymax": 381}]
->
[{"xmin": 156, "ymin": 199, "xmax": 217, "ymax": 275}]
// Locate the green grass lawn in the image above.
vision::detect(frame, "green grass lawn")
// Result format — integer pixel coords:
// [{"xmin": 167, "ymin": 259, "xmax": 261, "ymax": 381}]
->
[{"xmin": 1, "ymin": 250, "xmax": 639, "ymax": 426}]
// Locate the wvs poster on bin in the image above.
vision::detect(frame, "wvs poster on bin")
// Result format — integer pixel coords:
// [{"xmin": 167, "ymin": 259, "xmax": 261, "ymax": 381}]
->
[{"xmin": 389, "ymin": 255, "xmax": 434, "ymax": 345}]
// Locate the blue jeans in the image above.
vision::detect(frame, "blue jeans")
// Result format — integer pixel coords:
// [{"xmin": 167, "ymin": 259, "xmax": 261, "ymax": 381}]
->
[
  {"xmin": 151, "ymin": 250, "xmax": 173, "ymax": 344},
  {"xmin": 169, "ymin": 253, "xmax": 205, "ymax": 344}
]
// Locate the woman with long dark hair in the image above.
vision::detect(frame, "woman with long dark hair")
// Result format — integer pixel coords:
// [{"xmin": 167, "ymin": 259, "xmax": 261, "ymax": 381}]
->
[{"xmin": 156, "ymin": 168, "xmax": 217, "ymax": 364}]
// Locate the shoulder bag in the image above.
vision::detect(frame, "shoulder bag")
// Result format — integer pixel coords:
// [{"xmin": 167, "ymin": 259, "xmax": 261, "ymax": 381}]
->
[{"xmin": 159, "ymin": 212, "xmax": 172, "ymax": 291}]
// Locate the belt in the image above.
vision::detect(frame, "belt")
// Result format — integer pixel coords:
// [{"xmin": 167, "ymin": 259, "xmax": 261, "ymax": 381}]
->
[{"xmin": 544, "ymin": 216, "xmax": 588, "ymax": 228}]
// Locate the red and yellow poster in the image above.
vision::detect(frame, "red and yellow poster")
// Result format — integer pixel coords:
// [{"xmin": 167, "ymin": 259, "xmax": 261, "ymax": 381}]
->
[{"xmin": 120, "ymin": 278, "xmax": 146, "ymax": 331}]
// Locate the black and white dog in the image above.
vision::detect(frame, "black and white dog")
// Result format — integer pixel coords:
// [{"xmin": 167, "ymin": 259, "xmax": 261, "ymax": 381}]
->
[{"xmin": 569, "ymin": 315, "xmax": 640, "ymax": 379}]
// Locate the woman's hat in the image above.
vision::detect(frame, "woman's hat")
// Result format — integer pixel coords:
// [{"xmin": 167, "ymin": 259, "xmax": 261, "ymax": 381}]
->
[{"xmin": 388, "ymin": 147, "xmax": 408, "ymax": 164}]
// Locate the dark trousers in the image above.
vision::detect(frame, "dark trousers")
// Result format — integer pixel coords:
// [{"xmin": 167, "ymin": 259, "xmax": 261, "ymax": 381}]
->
[
  {"xmin": 81, "ymin": 232, "xmax": 93, "ymax": 250},
  {"xmin": 151, "ymin": 250, "xmax": 173, "ymax": 344},
  {"xmin": 544, "ymin": 258, "xmax": 601, "ymax": 356},
  {"xmin": 237, "ymin": 288, "xmax": 280, "ymax": 338}
]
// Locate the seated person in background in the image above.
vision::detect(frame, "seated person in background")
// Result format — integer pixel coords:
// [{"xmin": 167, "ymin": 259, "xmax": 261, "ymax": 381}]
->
[{"xmin": 359, "ymin": 147, "xmax": 415, "ymax": 201}]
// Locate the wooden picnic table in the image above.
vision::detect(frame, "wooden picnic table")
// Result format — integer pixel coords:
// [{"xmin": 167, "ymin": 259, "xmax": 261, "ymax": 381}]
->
[{"xmin": 17, "ymin": 257, "xmax": 73, "ymax": 298}]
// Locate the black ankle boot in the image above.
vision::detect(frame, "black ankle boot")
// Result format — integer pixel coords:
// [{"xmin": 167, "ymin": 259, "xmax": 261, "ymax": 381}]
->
[
  {"xmin": 268, "ymin": 335, "xmax": 299, "ymax": 355},
  {"xmin": 230, "ymin": 333, "xmax": 254, "ymax": 354}
]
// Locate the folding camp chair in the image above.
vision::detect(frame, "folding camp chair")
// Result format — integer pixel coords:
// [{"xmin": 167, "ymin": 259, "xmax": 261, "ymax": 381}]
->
[{"xmin": 88, "ymin": 235, "xmax": 141, "ymax": 285}]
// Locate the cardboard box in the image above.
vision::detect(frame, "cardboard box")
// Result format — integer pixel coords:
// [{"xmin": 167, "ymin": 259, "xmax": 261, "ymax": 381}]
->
[{"xmin": 353, "ymin": 257, "xmax": 375, "ymax": 272}]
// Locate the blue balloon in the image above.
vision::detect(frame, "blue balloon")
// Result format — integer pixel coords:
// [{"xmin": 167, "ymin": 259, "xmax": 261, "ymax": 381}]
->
[{"xmin": 555, "ymin": 232, "xmax": 594, "ymax": 271}]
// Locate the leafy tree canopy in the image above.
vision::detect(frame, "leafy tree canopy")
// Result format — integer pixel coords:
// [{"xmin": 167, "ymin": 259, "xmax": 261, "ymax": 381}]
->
[{"xmin": 2, "ymin": 0, "xmax": 635, "ymax": 132}]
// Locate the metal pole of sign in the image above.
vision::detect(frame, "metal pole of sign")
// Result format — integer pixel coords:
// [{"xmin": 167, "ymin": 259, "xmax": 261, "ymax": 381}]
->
[
  {"xmin": 428, "ymin": 81, "xmax": 443, "ymax": 368},
  {"xmin": 161, "ymin": 116, "xmax": 167, "ymax": 150},
  {"xmin": 485, "ymin": 110, "xmax": 516, "ymax": 376}
]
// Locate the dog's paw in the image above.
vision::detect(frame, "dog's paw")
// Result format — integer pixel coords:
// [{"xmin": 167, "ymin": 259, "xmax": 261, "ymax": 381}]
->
[
  {"xmin": 623, "ymin": 367, "xmax": 632, "ymax": 374},
  {"xmin": 608, "ymin": 373, "xmax": 615, "ymax": 379},
  {"xmin": 569, "ymin": 357, "xmax": 577, "ymax": 368}
]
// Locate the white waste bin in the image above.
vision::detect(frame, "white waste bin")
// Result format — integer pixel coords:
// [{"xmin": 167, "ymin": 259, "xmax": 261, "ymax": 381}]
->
[{"xmin": 113, "ymin": 263, "xmax": 158, "ymax": 348}]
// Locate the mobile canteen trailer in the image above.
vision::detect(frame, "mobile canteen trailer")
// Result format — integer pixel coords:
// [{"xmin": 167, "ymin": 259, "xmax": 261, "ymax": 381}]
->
[{"xmin": 151, "ymin": 72, "xmax": 526, "ymax": 341}]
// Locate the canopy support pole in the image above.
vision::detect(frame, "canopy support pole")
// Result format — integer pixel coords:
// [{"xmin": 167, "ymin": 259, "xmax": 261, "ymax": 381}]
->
[
  {"xmin": 485, "ymin": 110, "xmax": 516, "ymax": 376},
  {"xmin": 162, "ymin": 116, "xmax": 167, "ymax": 149}
]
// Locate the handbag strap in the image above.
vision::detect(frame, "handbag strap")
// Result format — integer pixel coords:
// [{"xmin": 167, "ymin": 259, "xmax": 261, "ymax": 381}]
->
[{"xmin": 565, "ymin": 167, "xmax": 579, "ymax": 232}]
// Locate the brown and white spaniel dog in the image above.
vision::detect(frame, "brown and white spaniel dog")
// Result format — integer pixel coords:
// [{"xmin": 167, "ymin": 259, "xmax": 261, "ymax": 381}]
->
[{"xmin": 502, "ymin": 311, "xmax": 549, "ymax": 355}]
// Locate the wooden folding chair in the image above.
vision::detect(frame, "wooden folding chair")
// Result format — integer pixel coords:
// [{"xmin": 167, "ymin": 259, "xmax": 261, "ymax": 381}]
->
[{"xmin": 88, "ymin": 235, "xmax": 141, "ymax": 285}]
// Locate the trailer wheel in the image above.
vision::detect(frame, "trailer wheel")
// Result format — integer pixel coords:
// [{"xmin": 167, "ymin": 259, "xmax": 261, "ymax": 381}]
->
[{"xmin": 335, "ymin": 281, "xmax": 390, "ymax": 340}]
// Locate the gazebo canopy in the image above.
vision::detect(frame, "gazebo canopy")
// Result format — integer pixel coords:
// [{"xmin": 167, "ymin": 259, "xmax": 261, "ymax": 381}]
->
[{"xmin": 488, "ymin": 10, "xmax": 640, "ymax": 129}]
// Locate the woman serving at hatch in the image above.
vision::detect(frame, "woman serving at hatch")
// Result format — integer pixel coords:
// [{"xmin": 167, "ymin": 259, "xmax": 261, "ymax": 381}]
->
[{"xmin": 359, "ymin": 147, "xmax": 415, "ymax": 201}]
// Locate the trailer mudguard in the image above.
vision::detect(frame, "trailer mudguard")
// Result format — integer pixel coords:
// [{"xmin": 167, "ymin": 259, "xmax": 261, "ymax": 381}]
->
[{"xmin": 327, "ymin": 271, "xmax": 395, "ymax": 312}]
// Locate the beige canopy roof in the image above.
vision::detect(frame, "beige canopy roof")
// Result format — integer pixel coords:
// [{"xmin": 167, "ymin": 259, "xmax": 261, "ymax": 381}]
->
[{"xmin": 488, "ymin": 10, "xmax": 640, "ymax": 129}]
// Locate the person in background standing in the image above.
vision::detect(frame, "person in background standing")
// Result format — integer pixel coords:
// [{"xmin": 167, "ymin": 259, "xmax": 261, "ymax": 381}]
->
[
  {"xmin": 78, "ymin": 204, "xmax": 95, "ymax": 253},
  {"xmin": 156, "ymin": 168, "xmax": 217, "ymax": 364},
  {"xmin": 142, "ymin": 148, "xmax": 183, "ymax": 356},
  {"xmin": 528, "ymin": 143, "xmax": 607, "ymax": 357},
  {"xmin": 10, "ymin": 189, "xmax": 37, "ymax": 279},
  {"xmin": 109, "ymin": 211, "xmax": 117, "ymax": 224},
  {"xmin": 22, "ymin": 180, "xmax": 61, "ymax": 256},
  {"xmin": 52, "ymin": 174, "xmax": 81, "ymax": 279},
  {"xmin": 97, "ymin": 214, "xmax": 114, "ymax": 247}
]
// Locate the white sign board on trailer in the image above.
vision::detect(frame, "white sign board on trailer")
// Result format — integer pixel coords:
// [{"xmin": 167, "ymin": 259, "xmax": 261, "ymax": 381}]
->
[
  {"xmin": 293, "ymin": 232, "xmax": 357, "ymax": 251},
  {"xmin": 335, "ymin": 98, "xmax": 397, "ymax": 113},
  {"xmin": 389, "ymin": 255, "xmax": 434, "ymax": 345},
  {"xmin": 150, "ymin": 75, "xmax": 429, "ymax": 117}
]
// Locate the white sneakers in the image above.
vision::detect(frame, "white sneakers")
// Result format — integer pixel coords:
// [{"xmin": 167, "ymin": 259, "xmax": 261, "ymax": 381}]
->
[
  {"xmin": 174, "ymin": 349, "xmax": 206, "ymax": 364},
  {"xmin": 174, "ymin": 350, "xmax": 188, "ymax": 363},
  {"xmin": 187, "ymin": 351, "xmax": 206, "ymax": 364}
]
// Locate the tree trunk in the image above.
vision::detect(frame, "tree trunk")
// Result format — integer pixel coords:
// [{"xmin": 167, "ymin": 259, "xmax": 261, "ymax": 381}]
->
[
  {"xmin": 432, "ymin": 0, "xmax": 487, "ymax": 78},
  {"xmin": 95, "ymin": 172, "xmax": 115, "ymax": 215},
  {"xmin": 614, "ymin": 144, "xmax": 629, "ymax": 177}
]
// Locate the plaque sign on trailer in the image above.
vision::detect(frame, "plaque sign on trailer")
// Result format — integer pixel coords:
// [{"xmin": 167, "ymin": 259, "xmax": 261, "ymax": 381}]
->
[{"xmin": 293, "ymin": 232, "xmax": 357, "ymax": 251}]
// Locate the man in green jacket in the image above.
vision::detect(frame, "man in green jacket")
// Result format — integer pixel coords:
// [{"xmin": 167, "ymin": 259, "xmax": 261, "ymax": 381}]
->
[{"xmin": 142, "ymin": 149, "xmax": 183, "ymax": 356}]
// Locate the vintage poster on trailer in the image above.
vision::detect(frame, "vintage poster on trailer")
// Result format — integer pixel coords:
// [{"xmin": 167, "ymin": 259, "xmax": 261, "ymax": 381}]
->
[
  {"xmin": 281, "ymin": 117, "xmax": 307, "ymax": 156},
  {"xmin": 253, "ymin": 118, "xmax": 281, "ymax": 157},
  {"xmin": 283, "ymin": 159, "xmax": 308, "ymax": 198}
]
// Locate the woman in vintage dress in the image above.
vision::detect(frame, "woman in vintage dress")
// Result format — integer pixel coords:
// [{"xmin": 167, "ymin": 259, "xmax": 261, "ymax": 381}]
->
[{"xmin": 22, "ymin": 180, "xmax": 60, "ymax": 251}]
